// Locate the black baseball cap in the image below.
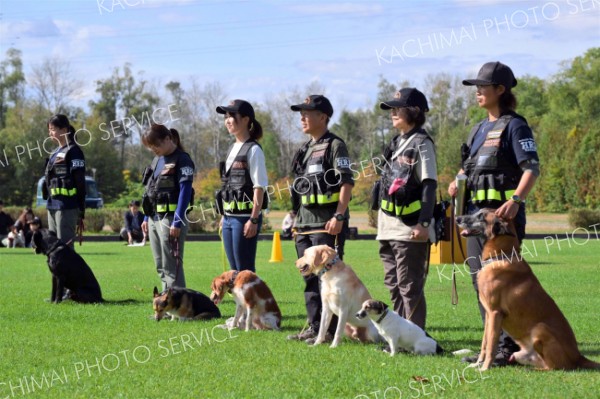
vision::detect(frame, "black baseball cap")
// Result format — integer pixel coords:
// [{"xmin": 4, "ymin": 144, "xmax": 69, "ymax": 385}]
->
[
  {"xmin": 290, "ymin": 95, "xmax": 334, "ymax": 118},
  {"xmin": 129, "ymin": 200, "xmax": 141, "ymax": 207},
  {"xmin": 28, "ymin": 217, "xmax": 41, "ymax": 226},
  {"xmin": 216, "ymin": 99, "xmax": 255, "ymax": 120},
  {"xmin": 463, "ymin": 61, "xmax": 517, "ymax": 88},
  {"xmin": 380, "ymin": 88, "xmax": 429, "ymax": 112}
]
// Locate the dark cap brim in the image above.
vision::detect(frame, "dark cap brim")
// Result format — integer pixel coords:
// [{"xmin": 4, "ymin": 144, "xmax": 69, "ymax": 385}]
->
[
  {"xmin": 462, "ymin": 79, "xmax": 493, "ymax": 86},
  {"xmin": 379, "ymin": 101, "xmax": 403, "ymax": 110},
  {"xmin": 216, "ymin": 106, "xmax": 237, "ymax": 114},
  {"xmin": 290, "ymin": 104, "xmax": 314, "ymax": 112}
]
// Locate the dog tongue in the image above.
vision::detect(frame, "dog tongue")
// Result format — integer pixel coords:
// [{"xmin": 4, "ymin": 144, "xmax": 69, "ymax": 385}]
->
[
  {"xmin": 460, "ymin": 229, "xmax": 469, "ymax": 237},
  {"xmin": 388, "ymin": 178, "xmax": 407, "ymax": 195}
]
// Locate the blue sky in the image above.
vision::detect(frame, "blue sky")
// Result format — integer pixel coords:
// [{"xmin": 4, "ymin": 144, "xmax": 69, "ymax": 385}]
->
[{"xmin": 0, "ymin": 0, "xmax": 599, "ymax": 116}]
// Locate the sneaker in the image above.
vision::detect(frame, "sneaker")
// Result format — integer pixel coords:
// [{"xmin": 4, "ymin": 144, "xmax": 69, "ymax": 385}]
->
[
  {"xmin": 287, "ymin": 327, "xmax": 318, "ymax": 341},
  {"xmin": 305, "ymin": 331, "xmax": 333, "ymax": 345}
]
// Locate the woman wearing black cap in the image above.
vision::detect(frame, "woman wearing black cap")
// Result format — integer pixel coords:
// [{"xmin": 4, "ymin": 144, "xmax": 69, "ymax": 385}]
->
[
  {"xmin": 215, "ymin": 100, "xmax": 268, "ymax": 272},
  {"xmin": 376, "ymin": 87, "xmax": 437, "ymax": 330},
  {"xmin": 449, "ymin": 61, "xmax": 540, "ymax": 365},
  {"xmin": 43, "ymin": 114, "xmax": 86, "ymax": 249}
]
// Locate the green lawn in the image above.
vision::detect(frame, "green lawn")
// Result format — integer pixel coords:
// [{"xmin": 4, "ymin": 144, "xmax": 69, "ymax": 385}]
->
[{"xmin": 1, "ymin": 239, "xmax": 599, "ymax": 399}]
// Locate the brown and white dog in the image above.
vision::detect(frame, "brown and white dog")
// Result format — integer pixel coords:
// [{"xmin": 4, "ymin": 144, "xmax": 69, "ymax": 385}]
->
[
  {"xmin": 296, "ymin": 245, "xmax": 382, "ymax": 348},
  {"xmin": 210, "ymin": 270, "xmax": 282, "ymax": 331},
  {"xmin": 457, "ymin": 208, "xmax": 600, "ymax": 370}
]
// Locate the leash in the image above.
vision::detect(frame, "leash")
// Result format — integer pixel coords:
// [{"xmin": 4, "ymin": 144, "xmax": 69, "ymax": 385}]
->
[
  {"xmin": 218, "ymin": 225, "xmax": 228, "ymax": 272},
  {"xmin": 169, "ymin": 236, "xmax": 182, "ymax": 285},
  {"xmin": 450, "ymin": 199, "xmax": 459, "ymax": 306},
  {"xmin": 77, "ymin": 217, "xmax": 85, "ymax": 246}
]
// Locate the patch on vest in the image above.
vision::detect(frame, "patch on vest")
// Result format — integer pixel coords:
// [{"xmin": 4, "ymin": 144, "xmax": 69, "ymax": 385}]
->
[
  {"xmin": 483, "ymin": 138, "xmax": 500, "ymax": 147},
  {"xmin": 164, "ymin": 163, "xmax": 176, "ymax": 169},
  {"xmin": 307, "ymin": 164, "xmax": 323, "ymax": 174},
  {"xmin": 519, "ymin": 138, "xmax": 537, "ymax": 152},
  {"xmin": 180, "ymin": 166, "xmax": 194, "ymax": 176},
  {"xmin": 486, "ymin": 131, "xmax": 502, "ymax": 139},
  {"xmin": 336, "ymin": 157, "xmax": 350, "ymax": 169},
  {"xmin": 311, "ymin": 149, "xmax": 326, "ymax": 159},
  {"xmin": 71, "ymin": 159, "xmax": 84, "ymax": 168}
]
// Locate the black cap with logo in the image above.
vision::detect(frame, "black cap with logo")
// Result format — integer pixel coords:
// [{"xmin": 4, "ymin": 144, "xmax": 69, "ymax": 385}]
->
[
  {"xmin": 380, "ymin": 87, "xmax": 429, "ymax": 112},
  {"xmin": 290, "ymin": 95, "xmax": 334, "ymax": 118},
  {"xmin": 216, "ymin": 99, "xmax": 255, "ymax": 120},
  {"xmin": 463, "ymin": 61, "xmax": 517, "ymax": 88},
  {"xmin": 28, "ymin": 217, "xmax": 41, "ymax": 226}
]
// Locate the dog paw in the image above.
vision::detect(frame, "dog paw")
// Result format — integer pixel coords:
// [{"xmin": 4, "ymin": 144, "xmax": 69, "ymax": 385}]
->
[{"xmin": 467, "ymin": 361, "xmax": 483, "ymax": 369}]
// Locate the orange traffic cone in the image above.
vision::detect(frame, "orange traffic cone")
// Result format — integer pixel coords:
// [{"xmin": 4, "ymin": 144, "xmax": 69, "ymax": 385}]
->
[{"xmin": 269, "ymin": 231, "xmax": 283, "ymax": 263}]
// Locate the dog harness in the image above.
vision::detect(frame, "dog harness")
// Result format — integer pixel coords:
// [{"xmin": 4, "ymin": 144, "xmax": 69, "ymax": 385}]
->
[
  {"xmin": 375, "ymin": 308, "xmax": 389, "ymax": 324},
  {"xmin": 317, "ymin": 255, "xmax": 340, "ymax": 278}
]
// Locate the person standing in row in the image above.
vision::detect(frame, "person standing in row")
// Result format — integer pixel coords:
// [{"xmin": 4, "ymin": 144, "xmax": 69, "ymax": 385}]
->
[
  {"xmin": 43, "ymin": 114, "xmax": 86, "ymax": 249},
  {"xmin": 286, "ymin": 95, "xmax": 354, "ymax": 344},
  {"xmin": 215, "ymin": 100, "xmax": 268, "ymax": 273},
  {"xmin": 448, "ymin": 61, "xmax": 540, "ymax": 366},
  {"xmin": 141, "ymin": 124, "xmax": 195, "ymax": 290},
  {"xmin": 376, "ymin": 88, "xmax": 438, "ymax": 330}
]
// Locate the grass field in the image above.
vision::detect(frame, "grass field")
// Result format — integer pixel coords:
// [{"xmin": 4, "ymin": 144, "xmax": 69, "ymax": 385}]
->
[{"xmin": 1, "ymin": 238, "xmax": 599, "ymax": 399}]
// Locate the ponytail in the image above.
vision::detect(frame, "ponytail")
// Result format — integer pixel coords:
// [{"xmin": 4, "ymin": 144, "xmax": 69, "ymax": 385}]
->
[
  {"xmin": 169, "ymin": 128, "xmax": 185, "ymax": 151},
  {"xmin": 248, "ymin": 118, "xmax": 263, "ymax": 141},
  {"xmin": 143, "ymin": 123, "xmax": 185, "ymax": 151}
]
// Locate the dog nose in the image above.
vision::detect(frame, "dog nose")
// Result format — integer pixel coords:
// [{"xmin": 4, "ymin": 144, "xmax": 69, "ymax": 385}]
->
[{"xmin": 456, "ymin": 216, "xmax": 463, "ymax": 224}]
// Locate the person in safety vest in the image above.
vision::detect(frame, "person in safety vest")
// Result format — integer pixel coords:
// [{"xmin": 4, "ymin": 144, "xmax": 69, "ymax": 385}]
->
[
  {"xmin": 215, "ymin": 99, "xmax": 268, "ymax": 272},
  {"xmin": 448, "ymin": 61, "xmax": 540, "ymax": 366},
  {"xmin": 43, "ymin": 114, "xmax": 86, "ymax": 250},
  {"xmin": 286, "ymin": 95, "xmax": 354, "ymax": 344},
  {"xmin": 376, "ymin": 88, "xmax": 437, "ymax": 331},
  {"xmin": 141, "ymin": 124, "xmax": 195, "ymax": 290}
]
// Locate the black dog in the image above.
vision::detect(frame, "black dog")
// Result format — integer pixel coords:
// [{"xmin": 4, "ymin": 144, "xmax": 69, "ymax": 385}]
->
[{"xmin": 33, "ymin": 230, "xmax": 103, "ymax": 303}]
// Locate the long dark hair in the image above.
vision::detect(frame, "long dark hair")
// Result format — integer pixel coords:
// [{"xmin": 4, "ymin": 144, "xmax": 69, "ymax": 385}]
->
[
  {"xmin": 48, "ymin": 114, "xmax": 76, "ymax": 143},
  {"xmin": 496, "ymin": 85, "xmax": 517, "ymax": 113},
  {"xmin": 248, "ymin": 117, "xmax": 263, "ymax": 141},
  {"xmin": 142, "ymin": 123, "xmax": 185, "ymax": 151}
]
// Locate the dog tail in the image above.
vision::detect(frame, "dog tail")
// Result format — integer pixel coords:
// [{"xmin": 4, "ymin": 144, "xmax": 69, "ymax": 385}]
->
[{"xmin": 578, "ymin": 356, "xmax": 600, "ymax": 370}]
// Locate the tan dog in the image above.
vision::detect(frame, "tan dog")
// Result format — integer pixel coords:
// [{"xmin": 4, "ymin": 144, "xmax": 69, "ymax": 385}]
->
[
  {"xmin": 210, "ymin": 270, "xmax": 281, "ymax": 331},
  {"xmin": 457, "ymin": 209, "xmax": 600, "ymax": 370},
  {"xmin": 296, "ymin": 245, "xmax": 382, "ymax": 348}
]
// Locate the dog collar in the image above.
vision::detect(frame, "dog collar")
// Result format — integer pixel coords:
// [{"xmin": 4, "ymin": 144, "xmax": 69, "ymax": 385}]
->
[
  {"xmin": 375, "ymin": 308, "xmax": 389, "ymax": 324},
  {"xmin": 317, "ymin": 254, "xmax": 339, "ymax": 278},
  {"xmin": 46, "ymin": 240, "xmax": 65, "ymax": 256},
  {"xmin": 228, "ymin": 270, "xmax": 239, "ymax": 289}
]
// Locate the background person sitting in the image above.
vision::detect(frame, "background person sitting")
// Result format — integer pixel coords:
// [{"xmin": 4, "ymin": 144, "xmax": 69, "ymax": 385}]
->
[
  {"xmin": 14, "ymin": 207, "xmax": 35, "ymax": 247},
  {"xmin": 120, "ymin": 200, "xmax": 146, "ymax": 245},
  {"xmin": 0, "ymin": 199, "xmax": 14, "ymax": 247}
]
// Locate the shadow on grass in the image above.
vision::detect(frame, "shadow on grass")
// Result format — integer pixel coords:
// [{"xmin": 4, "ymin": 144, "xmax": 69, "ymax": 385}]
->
[{"xmin": 428, "ymin": 325, "xmax": 482, "ymax": 333}]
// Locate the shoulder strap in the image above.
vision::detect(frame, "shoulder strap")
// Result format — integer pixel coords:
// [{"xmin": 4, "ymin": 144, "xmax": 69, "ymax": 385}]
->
[
  {"xmin": 489, "ymin": 114, "xmax": 513, "ymax": 134},
  {"xmin": 236, "ymin": 140, "xmax": 258, "ymax": 157},
  {"xmin": 466, "ymin": 119, "xmax": 485, "ymax": 147}
]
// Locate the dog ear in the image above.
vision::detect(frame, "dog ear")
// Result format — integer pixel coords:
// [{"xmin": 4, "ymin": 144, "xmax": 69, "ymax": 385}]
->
[
  {"xmin": 492, "ymin": 218, "xmax": 514, "ymax": 237},
  {"xmin": 381, "ymin": 302, "xmax": 389, "ymax": 310},
  {"xmin": 312, "ymin": 245, "xmax": 336, "ymax": 267},
  {"xmin": 153, "ymin": 286, "xmax": 159, "ymax": 297}
]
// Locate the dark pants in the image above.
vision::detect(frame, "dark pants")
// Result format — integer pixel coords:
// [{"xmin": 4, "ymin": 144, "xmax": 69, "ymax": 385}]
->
[
  {"xmin": 295, "ymin": 228, "xmax": 346, "ymax": 334},
  {"xmin": 466, "ymin": 204, "xmax": 526, "ymax": 353},
  {"xmin": 379, "ymin": 240, "xmax": 429, "ymax": 329}
]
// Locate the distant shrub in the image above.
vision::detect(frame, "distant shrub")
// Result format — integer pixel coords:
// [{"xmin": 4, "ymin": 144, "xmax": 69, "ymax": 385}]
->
[{"xmin": 568, "ymin": 208, "xmax": 600, "ymax": 229}]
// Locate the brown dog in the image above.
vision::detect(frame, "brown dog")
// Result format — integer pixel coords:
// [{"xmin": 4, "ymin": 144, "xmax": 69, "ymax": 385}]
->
[
  {"xmin": 210, "ymin": 270, "xmax": 282, "ymax": 331},
  {"xmin": 457, "ymin": 209, "xmax": 600, "ymax": 370}
]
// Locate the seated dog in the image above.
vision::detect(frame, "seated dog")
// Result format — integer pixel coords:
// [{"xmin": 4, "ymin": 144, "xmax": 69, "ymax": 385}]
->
[
  {"xmin": 153, "ymin": 286, "xmax": 221, "ymax": 321},
  {"xmin": 210, "ymin": 270, "xmax": 281, "ymax": 331},
  {"xmin": 457, "ymin": 208, "xmax": 600, "ymax": 370},
  {"xmin": 356, "ymin": 299, "xmax": 443, "ymax": 356},
  {"xmin": 32, "ymin": 230, "xmax": 103, "ymax": 304},
  {"xmin": 296, "ymin": 245, "xmax": 382, "ymax": 348}
]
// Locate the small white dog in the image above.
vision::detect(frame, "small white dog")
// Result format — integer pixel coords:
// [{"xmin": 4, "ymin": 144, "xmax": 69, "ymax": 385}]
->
[{"xmin": 356, "ymin": 299, "xmax": 443, "ymax": 356}]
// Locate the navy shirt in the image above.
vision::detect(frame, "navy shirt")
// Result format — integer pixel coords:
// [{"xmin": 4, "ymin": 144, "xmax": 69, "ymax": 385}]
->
[{"xmin": 470, "ymin": 116, "xmax": 539, "ymax": 166}]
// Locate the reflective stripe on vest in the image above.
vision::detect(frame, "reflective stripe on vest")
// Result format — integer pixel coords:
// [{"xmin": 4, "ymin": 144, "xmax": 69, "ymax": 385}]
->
[
  {"xmin": 222, "ymin": 200, "xmax": 253, "ymax": 212},
  {"xmin": 380, "ymin": 199, "xmax": 421, "ymax": 216},
  {"xmin": 156, "ymin": 203, "xmax": 177, "ymax": 213},
  {"xmin": 50, "ymin": 187, "xmax": 77, "ymax": 197},
  {"xmin": 471, "ymin": 189, "xmax": 516, "ymax": 202},
  {"xmin": 301, "ymin": 192, "xmax": 340, "ymax": 206}
]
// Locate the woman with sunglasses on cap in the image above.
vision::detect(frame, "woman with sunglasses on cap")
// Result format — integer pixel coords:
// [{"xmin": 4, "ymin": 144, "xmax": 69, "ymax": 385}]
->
[
  {"xmin": 43, "ymin": 114, "xmax": 86, "ymax": 249},
  {"xmin": 140, "ymin": 124, "xmax": 195, "ymax": 290},
  {"xmin": 448, "ymin": 61, "xmax": 540, "ymax": 366},
  {"xmin": 376, "ymin": 88, "xmax": 438, "ymax": 331},
  {"xmin": 215, "ymin": 100, "xmax": 268, "ymax": 273}
]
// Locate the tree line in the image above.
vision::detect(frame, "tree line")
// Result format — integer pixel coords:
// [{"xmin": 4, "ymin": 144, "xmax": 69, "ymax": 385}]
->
[{"xmin": 0, "ymin": 47, "xmax": 598, "ymax": 212}]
